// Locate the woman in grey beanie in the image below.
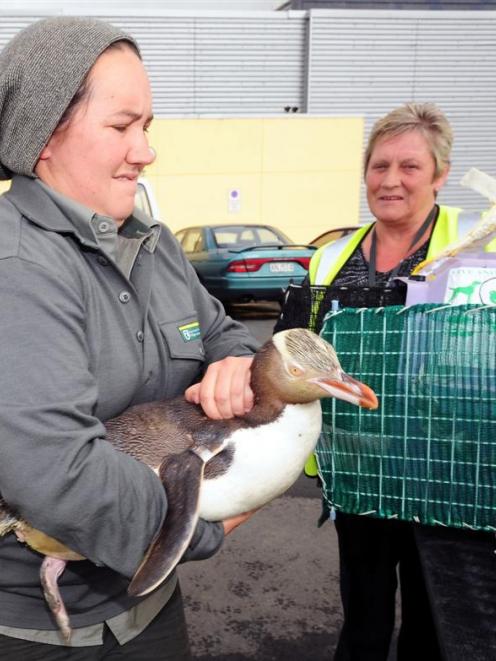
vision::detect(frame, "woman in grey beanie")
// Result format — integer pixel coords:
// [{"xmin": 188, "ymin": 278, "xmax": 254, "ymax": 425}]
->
[{"xmin": 0, "ymin": 16, "xmax": 257, "ymax": 660}]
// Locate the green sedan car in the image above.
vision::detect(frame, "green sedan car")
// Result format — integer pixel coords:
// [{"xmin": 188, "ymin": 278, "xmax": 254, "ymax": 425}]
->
[{"xmin": 175, "ymin": 224, "xmax": 316, "ymax": 304}]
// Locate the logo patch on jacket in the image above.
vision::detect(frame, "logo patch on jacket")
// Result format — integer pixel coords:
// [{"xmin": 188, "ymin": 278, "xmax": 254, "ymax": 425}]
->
[{"xmin": 178, "ymin": 321, "xmax": 201, "ymax": 342}]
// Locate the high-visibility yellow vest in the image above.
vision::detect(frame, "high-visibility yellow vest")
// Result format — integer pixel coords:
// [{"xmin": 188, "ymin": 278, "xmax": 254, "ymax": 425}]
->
[
  {"xmin": 309, "ymin": 206, "xmax": 485, "ymax": 286},
  {"xmin": 304, "ymin": 205, "xmax": 491, "ymax": 477}
]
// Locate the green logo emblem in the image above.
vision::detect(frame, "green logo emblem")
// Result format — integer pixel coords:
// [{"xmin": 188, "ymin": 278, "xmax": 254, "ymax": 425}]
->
[{"xmin": 179, "ymin": 321, "xmax": 201, "ymax": 342}]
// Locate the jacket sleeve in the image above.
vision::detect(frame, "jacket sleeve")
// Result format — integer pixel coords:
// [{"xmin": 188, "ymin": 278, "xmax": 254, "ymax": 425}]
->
[
  {"xmin": 181, "ymin": 519, "xmax": 224, "ymax": 564},
  {"xmin": 0, "ymin": 231, "xmax": 259, "ymax": 577},
  {"xmin": 0, "ymin": 256, "xmax": 167, "ymax": 578}
]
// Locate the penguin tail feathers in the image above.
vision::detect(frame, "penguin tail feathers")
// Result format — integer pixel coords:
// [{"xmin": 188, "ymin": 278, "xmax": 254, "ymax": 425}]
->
[{"xmin": 128, "ymin": 451, "xmax": 204, "ymax": 597}]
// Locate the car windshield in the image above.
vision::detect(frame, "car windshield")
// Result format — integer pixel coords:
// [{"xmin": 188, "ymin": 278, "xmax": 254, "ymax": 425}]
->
[
  {"xmin": 135, "ymin": 181, "xmax": 153, "ymax": 217},
  {"xmin": 213, "ymin": 226, "xmax": 288, "ymax": 249}
]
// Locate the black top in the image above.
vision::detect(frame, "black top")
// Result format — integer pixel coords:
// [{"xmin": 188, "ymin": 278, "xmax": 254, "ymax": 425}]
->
[{"xmin": 331, "ymin": 239, "xmax": 429, "ymax": 288}]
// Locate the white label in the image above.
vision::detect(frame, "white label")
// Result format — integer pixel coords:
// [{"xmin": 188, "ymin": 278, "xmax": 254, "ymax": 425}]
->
[
  {"xmin": 444, "ymin": 267, "xmax": 496, "ymax": 304},
  {"xmin": 269, "ymin": 262, "xmax": 295, "ymax": 273},
  {"xmin": 228, "ymin": 189, "xmax": 241, "ymax": 213}
]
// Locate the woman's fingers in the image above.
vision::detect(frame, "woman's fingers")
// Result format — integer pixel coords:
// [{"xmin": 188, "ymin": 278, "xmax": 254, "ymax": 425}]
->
[{"xmin": 184, "ymin": 356, "xmax": 254, "ymax": 420}]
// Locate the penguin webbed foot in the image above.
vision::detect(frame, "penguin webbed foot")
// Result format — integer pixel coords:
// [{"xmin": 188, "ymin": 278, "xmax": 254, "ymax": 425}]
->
[
  {"xmin": 128, "ymin": 451, "xmax": 204, "ymax": 597},
  {"xmin": 40, "ymin": 556, "xmax": 72, "ymax": 644}
]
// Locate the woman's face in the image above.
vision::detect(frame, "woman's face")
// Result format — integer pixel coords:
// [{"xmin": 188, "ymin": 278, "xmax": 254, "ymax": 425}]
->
[
  {"xmin": 36, "ymin": 46, "xmax": 154, "ymax": 223},
  {"xmin": 365, "ymin": 130, "xmax": 449, "ymax": 227}
]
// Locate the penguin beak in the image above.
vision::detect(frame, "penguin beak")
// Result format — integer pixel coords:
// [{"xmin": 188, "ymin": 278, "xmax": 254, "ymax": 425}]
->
[{"xmin": 311, "ymin": 372, "xmax": 379, "ymax": 410}]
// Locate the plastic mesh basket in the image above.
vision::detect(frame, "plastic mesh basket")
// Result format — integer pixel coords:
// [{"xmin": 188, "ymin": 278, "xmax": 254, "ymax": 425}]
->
[
  {"xmin": 275, "ymin": 283, "xmax": 407, "ymax": 334},
  {"xmin": 318, "ymin": 304, "xmax": 496, "ymax": 531}
]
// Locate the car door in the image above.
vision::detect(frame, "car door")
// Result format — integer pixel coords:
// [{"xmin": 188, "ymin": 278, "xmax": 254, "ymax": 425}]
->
[{"xmin": 180, "ymin": 228, "xmax": 216, "ymax": 284}]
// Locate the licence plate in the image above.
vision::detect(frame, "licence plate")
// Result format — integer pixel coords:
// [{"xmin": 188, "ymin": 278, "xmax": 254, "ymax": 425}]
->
[{"xmin": 269, "ymin": 262, "xmax": 295, "ymax": 273}]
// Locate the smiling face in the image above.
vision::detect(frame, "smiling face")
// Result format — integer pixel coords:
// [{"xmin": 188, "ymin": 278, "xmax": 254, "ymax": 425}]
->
[
  {"xmin": 35, "ymin": 45, "xmax": 154, "ymax": 224},
  {"xmin": 365, "ymin": 130, "xmax": 449, "ymax": 228}
]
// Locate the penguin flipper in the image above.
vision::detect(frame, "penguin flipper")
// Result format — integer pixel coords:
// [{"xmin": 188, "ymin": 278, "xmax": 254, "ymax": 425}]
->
[{"xmin": 128, "ymin": 451, "xmax": 203, "ymax": 597}]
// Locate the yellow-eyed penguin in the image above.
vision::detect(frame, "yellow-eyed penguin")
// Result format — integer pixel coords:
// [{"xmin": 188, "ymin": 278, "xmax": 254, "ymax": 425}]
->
[{"xmin": 0, "ymin": 328, "xmax": 378, "ymax": 641}]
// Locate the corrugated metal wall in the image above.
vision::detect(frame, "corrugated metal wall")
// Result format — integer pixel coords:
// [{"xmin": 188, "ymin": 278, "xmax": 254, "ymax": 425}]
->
[
  {"xmin": 115, "ymin": 13, "xmax": 307, "ymax": 114},
  {"xmin": 2, "ymin": 1, "xmax": 282, "ymax": 10},
  {"xmin": 307, "ymin": 9, "xmax": 496, "ymax": 217},
  {"xmin": 288, "ymin": 0, "xmax": 496, "ymax": 9},
  {"xmin": 0, "ymin": 12, "xmax": 307, "ymax": 116},
  {"xmin": 1, "ymin": 9, "xmax": 494, "ymax": 216}
]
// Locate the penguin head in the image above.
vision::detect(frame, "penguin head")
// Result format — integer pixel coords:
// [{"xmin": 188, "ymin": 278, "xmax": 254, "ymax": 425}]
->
[{"xmin": 252, "ymin": 329, "xmax": 378, "ymax": 409}]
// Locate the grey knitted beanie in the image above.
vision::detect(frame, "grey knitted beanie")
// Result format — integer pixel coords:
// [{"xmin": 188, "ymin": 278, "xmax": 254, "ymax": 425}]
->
[{"xmin": 0, "ymin": 17, "xmax": 139, "ymax": 180}]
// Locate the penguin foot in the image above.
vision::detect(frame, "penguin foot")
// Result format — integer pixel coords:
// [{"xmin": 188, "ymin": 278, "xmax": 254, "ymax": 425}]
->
[{"xmin": 40, "ymin": 556, "xmax": 72, "ymax": 643}]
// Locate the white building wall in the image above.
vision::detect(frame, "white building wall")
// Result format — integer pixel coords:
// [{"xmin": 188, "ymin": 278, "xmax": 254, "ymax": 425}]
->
[
  {"xmin": 307, "ymin": 9, "xmax": 496, "ymax": 217},
  {"xmin": 0, "ymin": 12, "xmax": 307, "ymax": 116},
  {"xmin": 113, "ymin": 13, "xmax": 308, "ymax": 114},
  {"xmin": 0, "ymin": 1, "xmax": 283, "ymax": 11},
  {"xmin": 1, "ymin": 7, "xmax": 494, "ymax": 216}
]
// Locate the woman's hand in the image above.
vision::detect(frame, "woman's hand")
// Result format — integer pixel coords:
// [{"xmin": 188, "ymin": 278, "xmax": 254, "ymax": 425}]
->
[
  {"xmin": 222, "ymin": 508, "xmax": 259, "ymax": 536},
  {"xmin": 184, "ymin": 355, "xmax": 254, "ymax": 420}
]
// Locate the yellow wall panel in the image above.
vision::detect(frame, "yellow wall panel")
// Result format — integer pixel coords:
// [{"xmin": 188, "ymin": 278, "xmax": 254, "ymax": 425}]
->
[
  {"xmin": 148, "ymin": 115, "xmax": 364, "ymax": 243},
  {"xmin": 148, "ymin": 118, "xmax": 262, "ymax": 175},
  {"xmin": 261, "ymin": 171, "xmax": 360, "ymax": 243},
  {"xmin": 262, "ymin": 116, "xmax": 363, "ymax": 172},
  {"xmin": 150, "ymin": 173, "xmax": 262, "ymax": 226}
]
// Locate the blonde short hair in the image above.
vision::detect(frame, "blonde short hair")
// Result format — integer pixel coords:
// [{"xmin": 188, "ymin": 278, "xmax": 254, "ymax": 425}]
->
[{"xmin": 364, "ymin": 102, "xmax": 453, "ymax": 179}]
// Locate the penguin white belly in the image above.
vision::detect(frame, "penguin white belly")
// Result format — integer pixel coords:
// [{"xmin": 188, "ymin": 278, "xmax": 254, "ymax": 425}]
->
[{"xmin": 198, "ymin": 401, "xmax": 322, "ymax": 521}]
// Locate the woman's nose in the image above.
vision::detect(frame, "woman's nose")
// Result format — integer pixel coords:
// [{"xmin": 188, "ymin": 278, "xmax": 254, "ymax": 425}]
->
[
  {"xmin": 128, "ymin": 133, "xmax": 156, "ymax": 167},
  {"xmin": 381, "ymin": 166, "xmax": 400, "ymax": 188}
]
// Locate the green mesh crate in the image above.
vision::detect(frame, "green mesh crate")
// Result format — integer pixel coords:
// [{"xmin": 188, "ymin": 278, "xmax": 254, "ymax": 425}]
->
[{"xmin": 317, "ymin": 304, "xmax": 496, "ymax": 531}]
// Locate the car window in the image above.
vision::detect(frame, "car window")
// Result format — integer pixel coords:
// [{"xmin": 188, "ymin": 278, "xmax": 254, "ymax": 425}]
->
[
  {"xmin": 212, "ymin": 228, "xmax": 252, "ymax": 249},
  {"xmin": 213, "ymin": 230, "xmax": 238, "ymax": 248},
  {"xmin": 212, "ymin": 225, "xmax": 289, "ymax": 249},
  {"xmin": 256, "ymin": 227, "xmax": 286, "ymax": 245},
  {"xmin": 175, "ymin": 230, "xmax": 186, "ymax": 245},
  {"xmin": 135, "ymin": 181, "xmax": 153, "ymax": 216},
  {"xmin": 311, "ymin": 227, "xmax": 356, "ymax": 248},
  {"xmin": 182, "ymin": 229, "xmax": 203, "ymax": 252},
  {"xmin": 237, "ymin": 229, "xmax": 257, "ymax": 248}
]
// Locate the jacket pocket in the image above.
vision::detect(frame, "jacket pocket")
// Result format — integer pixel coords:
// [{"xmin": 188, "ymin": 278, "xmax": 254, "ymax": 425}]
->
[{"xmin": 159, "ymin": 316, "xmax": 205, "ymax": 361}]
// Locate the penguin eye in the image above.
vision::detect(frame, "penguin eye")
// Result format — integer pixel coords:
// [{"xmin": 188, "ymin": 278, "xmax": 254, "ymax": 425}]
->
[{"xmin": 289, "ymin": 365, "xmax": 303, "ymax": 377}]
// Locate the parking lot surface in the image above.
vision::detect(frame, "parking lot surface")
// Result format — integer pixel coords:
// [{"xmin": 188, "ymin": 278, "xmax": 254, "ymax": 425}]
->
[{"xmin": 178, "ymin": 303, "xmax": 343, "ymax": 660}]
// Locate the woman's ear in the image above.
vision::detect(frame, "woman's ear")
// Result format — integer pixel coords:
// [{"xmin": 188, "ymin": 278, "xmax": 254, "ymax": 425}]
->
[
  {"xmin": 34, "ymin": 136, "xmax": 55, "ymax": 177},
  {"xmin": 433, "ymin": 164, "xmax": 450, "ymax": 193},
  {"xmin": 37, "ymin": 143, "xmax": 52, "ymax": 161}
]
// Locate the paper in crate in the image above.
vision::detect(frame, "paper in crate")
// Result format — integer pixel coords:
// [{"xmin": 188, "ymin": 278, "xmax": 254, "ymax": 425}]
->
[
  {"xmin": 400, "ymin": 168, "xmax": 496, "ymax": 306},
  {"xmin": 401, "ymin": 254, "xmax": 496, "ymax": 306},
  {"xmin": 317, "ymin": 304, "xmax": 496, "ymax": 531}
]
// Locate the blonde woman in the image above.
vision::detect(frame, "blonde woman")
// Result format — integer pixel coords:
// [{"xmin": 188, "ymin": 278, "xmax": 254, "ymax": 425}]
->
[{"xmin": 297, "ymin": 103, "xmax": 477, "ymax": 660}]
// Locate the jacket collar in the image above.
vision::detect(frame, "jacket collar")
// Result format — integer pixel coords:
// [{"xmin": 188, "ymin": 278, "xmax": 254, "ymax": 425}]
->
[
  {"xmin": 6, "ymin": 175, "xmax": 99, "ymax": 248},
  {"xmin": 5, "ymin": 175, "xmax": 160, "ymax": 251}
]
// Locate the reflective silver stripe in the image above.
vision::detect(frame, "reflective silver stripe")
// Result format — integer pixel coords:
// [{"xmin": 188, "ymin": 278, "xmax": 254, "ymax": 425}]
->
[
  {"xmin": 314, "ymin": 233, "xmax": 360, "ymax": 285},
  {"xmin": 457, "ymin": 211, "xmax": 481, "ymax": 239},
  {"xmin": 190, "ymin": 445, "xmax": 216, "ymax": 463}
]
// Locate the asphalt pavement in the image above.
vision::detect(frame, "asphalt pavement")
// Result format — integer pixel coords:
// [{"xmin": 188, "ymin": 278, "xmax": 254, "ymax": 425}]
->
[
  {"xmin": 178, "ymin": 303, "xmax": 344, "ymax": 660},
  {"xmin": 179, "ymin": 480, "xmax": 342, "ymax": 660}
]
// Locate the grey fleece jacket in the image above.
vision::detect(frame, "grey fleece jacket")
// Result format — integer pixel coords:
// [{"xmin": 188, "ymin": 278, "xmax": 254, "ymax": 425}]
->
[{"xmin": 0, "ymin": 175, "xmax": 258, "ymax": 629}]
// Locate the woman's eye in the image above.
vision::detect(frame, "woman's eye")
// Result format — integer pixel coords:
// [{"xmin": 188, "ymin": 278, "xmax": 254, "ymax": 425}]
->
[{"xmin": 112, "ymin": 125, "xmax": 127, "ymax": 133}]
